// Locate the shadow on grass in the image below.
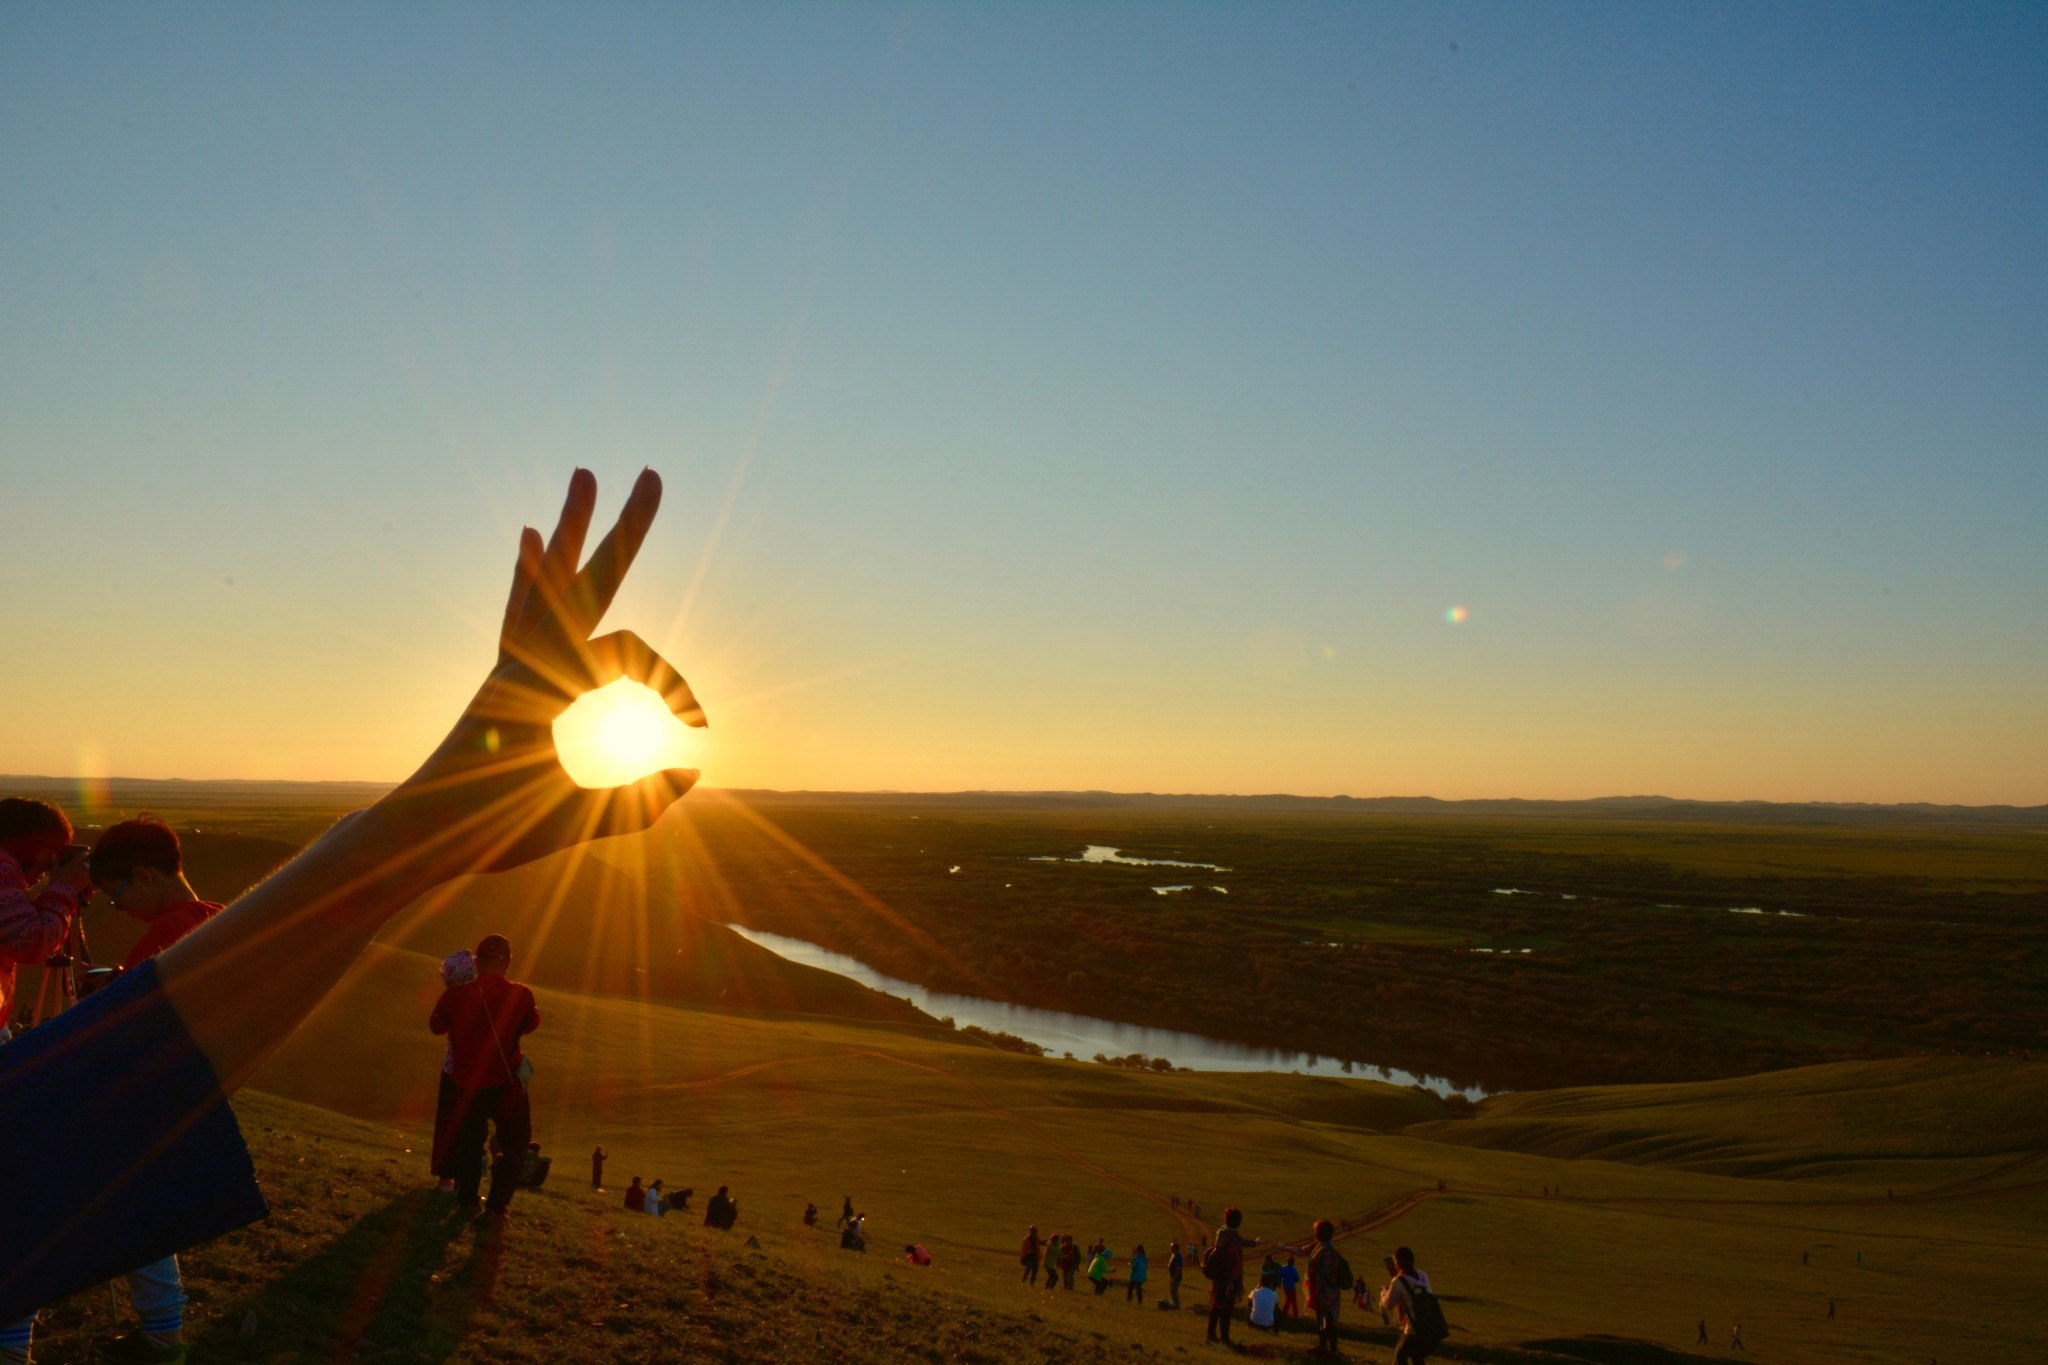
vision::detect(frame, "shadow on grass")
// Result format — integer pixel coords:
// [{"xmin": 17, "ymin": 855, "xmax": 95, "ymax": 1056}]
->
[{"xmin": 193, "ymin": 1191, "xmax": 504, "ymax": 1364}]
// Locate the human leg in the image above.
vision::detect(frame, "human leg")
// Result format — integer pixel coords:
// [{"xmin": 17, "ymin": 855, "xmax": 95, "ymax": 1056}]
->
[
  {"xmin": 445, "ymin": 1086, "xmax": 494, "ymax": 1210},
  {"xmin": 483, "ymin": 1086, "xmax": 532, "ymax": 1213},
  {"xmin": 127, "ymin": 1256, "xmax": 185, "ymax": 1346},
  {"xmin": 2, "ymin": 1313, "xmax": 35, "ymax": 1365}
]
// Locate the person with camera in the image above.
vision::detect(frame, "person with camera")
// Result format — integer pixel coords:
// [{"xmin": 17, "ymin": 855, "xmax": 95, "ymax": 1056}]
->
[
  {"xmin": 0, "ymin": 798, "xmax": 89, "ymax": 1042},
  {"xmin": 430, "ymin": 933, "xmax": 540, "ymax": 1219},
  {"xmin": 0, "ymin": 469, "xmax": 706, "ymax": 1328}
]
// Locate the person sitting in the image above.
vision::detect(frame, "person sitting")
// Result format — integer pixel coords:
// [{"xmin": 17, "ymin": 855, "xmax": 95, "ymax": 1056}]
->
[
  {"xmin": 1249, "ymin": 1274, "xmax": 1281, "ymax": 1333},
  {"xmin": 803, "ymin": 1202, "xmax": 819, "ymax": 1227},
  {"xmin": 703, "ymin": 1185, "xmax": 737, "ymax": 1230},
  {"xmin": 519, "ymin": 1142, "xmax": 551, "ymax": 1188},
  {"xmin": 1087, "ymin": 1244, "xmax": 1112, "ymax": 1295},
  {"xmin": 905, "ymin": 1243, "xmax": 931, "ymax": 1266},
  {"xmin": 645, "ymin": 1179, "xmax": 667, "ymax": 1215},
  {"xmin": 672, "ymin": 1186, "xmax": 693, "ymax": 1212},
  {"xmin": 623, "ymin": 1176, "xmax": 646, "ymax": 1213}
]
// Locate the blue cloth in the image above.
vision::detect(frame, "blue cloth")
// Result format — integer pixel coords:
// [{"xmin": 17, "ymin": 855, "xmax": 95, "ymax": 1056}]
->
[{"xmin": 0, "ymin": 959, "xmax": 267, "ymax": 1322}]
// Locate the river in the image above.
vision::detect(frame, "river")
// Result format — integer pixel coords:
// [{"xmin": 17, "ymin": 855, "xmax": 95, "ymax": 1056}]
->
[{"xmin": 727, "ymin": 924, "xmax": 1487, "ymax": 1099}]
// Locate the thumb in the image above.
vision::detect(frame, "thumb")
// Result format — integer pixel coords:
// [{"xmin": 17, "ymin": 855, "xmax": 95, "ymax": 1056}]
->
[{"xmin": 594, "ymin": 766, "xmax": 700, "ymax": 838}]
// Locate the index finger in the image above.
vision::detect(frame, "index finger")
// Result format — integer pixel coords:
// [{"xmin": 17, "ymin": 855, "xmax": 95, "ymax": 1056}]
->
[{"xmin": 560, "ymin": 466, "xmax": 662, "ymax": 633}]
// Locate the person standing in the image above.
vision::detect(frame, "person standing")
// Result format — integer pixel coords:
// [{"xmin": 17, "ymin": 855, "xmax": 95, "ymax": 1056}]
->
[
  {"xmin": 1308, "ymin": 1219, "xmax": 1346, "ymax": 1358},
  {"xmin": 1279, "ymin": 1254, "xmax": 1301, "ymax": 1318},
  {"xmin": 591, "ymin": 1145, "xmax": 607, "ymax": 1190},
  {"xmin": 0, "ymin": 798, "xmax": 85, "ymax": 1037},
  {"xmin": 429, "ymin": 933, "xmax": 539, "ymax": 1220},
  {"xmin": 1021, "ymin": 1226, "xmax": 1041, "ymax": 1285},
  {"xmin": 1166, "ymin": 1241, "xmax": 1184, "ymax": 1308},
  {"xmin": 8, "ymin": 817, "xmax": 217, "ymax": 1365},
  {"xmin": 1205, "ymin": 1207, "xmax": 1246, "ymax": 1348},
  {"xmin": 430, "ymin": 950, "xmax": 478, "ymax": 1192},
  {"xmin": 1379, "ymin": 1246, "xmax": 1445, "ymax": 1364},
  {"xmin": 1062, "ymin": 1234, "xmax": 1079, "ymax": 1290},
  {"xmin": 1127, "ymin": 1244, "xmax": 1148, "ymax": 1304},
  {"xmin": 838, "ymin": 1195, "xmax": 854, "ymax": 1228}
]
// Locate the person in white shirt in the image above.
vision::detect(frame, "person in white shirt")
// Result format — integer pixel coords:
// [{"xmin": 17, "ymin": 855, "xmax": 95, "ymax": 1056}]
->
[{"xmin": 1248, "ymin": 1276, "xmax": 1280, "ymax": 1332}]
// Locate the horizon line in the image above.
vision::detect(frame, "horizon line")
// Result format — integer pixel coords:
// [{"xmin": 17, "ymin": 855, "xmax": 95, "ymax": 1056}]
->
[{"xmin": 0, "ymin": 773, "xmax": 2041, "ymax": 815}]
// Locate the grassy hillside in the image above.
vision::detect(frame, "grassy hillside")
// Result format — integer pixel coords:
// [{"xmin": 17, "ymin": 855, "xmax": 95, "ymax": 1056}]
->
[
  {"xmin": 171, "ymin": 946, "xmax": 2048, "ymax": 1363},
  {"xmin": 1410, "ymin": 1057, "xmax": 2048, "ymax": 1175}
]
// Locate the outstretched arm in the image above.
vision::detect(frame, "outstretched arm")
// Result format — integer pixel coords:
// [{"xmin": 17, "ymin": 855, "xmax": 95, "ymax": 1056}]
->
[{"xmin": 155, "ymin": 467, "xmax": 704, "ymax": 1090}]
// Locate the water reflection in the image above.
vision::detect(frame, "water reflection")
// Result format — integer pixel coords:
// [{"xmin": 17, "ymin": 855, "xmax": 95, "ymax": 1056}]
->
[
  {"xmin": 728, "ymin": 924, "xmax": 1486, "ymax": 1099},
  {"xmin": 1031, "ymin": 845, "xmax": 1230, "ymax": 871}
]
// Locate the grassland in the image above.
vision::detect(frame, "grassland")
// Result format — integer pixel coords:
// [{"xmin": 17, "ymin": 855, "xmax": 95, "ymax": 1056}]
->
[
  {"xmin": 9, "ymin": 780, "xmax": 2045, "ymax": 1360},
  {"xmin": 22, "ymin": 947, "xmax": 2048, "ymax": 1363}
]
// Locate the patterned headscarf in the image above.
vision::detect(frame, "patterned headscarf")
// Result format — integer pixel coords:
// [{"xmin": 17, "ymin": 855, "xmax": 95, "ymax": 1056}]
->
[{"xmin": 440, "ymin": 949, "xmax": 478, "ymax": 986}]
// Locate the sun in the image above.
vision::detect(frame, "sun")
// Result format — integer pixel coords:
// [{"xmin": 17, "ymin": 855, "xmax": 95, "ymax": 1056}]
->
[{"xmin": 552, "ymin": 678, "xmax": 699, "ymax": 789}]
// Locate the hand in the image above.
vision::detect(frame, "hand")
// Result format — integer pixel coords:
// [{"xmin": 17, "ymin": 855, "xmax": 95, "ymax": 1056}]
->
[
  {"xmin": 374, "ymin": 467, "xmax": 706, "ymax": 875},
  {"xmin": 47, "ymin": 847, "xmax": 92, "ymax": 892}
]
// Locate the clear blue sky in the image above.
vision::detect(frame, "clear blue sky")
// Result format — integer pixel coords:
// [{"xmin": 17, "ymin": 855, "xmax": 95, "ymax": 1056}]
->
[{"xmin": 3, "ymin": 3, "xmax": 2043, "ymax": 802}]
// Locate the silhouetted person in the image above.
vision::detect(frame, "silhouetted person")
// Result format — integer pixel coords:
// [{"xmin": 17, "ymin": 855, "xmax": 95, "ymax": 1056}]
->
[
  {"xmin": 430, "ymin": 933, "xmax": 539, "ymax": 1219},
  {"xmin": 804, "ymin": 1202, "xmax": 818, "ymax": 1227},
  {"xmin": 591, "ymin": 1145, "xmax": 607, "ymax": 1189},
  {"xmin": 704, "ymin": 1185, "xmax": 738, "ymax": 1230},
  {"xmin": 838, "ymin": 1194, "xmax": 854, "ymax": 1228},
  {"xmin": 1206, "ymin": 1207, "xmax": 1245, "ymax": 1347},
  {"xmin": 624, "ymin": 1176, "xmax": 645, "ymax": 1212},
  {"xmin": 1022, "ymin": 1225, "xmax": 1041, "ymax": 1285}
]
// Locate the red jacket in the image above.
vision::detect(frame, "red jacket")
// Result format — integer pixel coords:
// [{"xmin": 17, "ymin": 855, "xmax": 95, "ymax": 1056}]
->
[
  {"xmin": 429, "ymin": 973, "xmax": 539, "ymax": 1088},
  {"xmin": 122, "ymin": 900, "xmax": 223, "ymax": 970}
]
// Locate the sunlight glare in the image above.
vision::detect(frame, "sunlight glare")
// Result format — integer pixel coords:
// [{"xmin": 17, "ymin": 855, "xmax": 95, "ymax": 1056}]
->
[{"xmin": 552, "ymin": 678, "xmax": 699, "ymax": 789}]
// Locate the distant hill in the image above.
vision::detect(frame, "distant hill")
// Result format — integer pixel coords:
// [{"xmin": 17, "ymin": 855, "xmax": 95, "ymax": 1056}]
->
[
  {"xmin": 5, "ymin": 774, "xmax": 2042, "ymax": 829},
  {"xmin": 728, "ymin": 788, "xmax": 2048, "ymax": 827}
]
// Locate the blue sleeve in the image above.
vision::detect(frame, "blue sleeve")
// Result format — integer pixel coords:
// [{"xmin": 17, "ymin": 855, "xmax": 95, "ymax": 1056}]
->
[{"xmin": 0, "ymin": 959, "xmax": 269, "ymax": 1322}]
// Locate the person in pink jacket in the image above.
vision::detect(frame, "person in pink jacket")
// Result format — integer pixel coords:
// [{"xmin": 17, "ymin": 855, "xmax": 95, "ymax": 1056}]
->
[{"xmin": 0, "ymin": 798, "xmax": 87, "ymax": 1037}]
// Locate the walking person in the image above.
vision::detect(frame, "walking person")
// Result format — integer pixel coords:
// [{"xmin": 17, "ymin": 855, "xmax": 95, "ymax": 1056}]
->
[
  {"xmin": 1695, "ymin": 1320, "xmax": 1708, "ymax": 1345},
  {"xmin": 1021, "ymin": 1226, "xmax": 1041, "ymax": 1285},
  {"xmin": 1042, "ymin": 1235, "xmax": 1061, "ymax": 1291},
  {"xmin": 1062, "ymin": 1235, "xmax": 1080, "ymax": 1290},
  {"xmin": 1379, "ymin": 1246, "xmax": 1447, "ymax": 1364},
  {"xmin": 1731, "ymin": 1323, "xmax": 1745, "ymax": 1351},
  {"xmin": 1280, "ymin": 1254, "xmax": 1301, "ymax": 1319},
  {"xmin": 1127, "ymin": 1245, "xmax": 1148, "ymax": 1304},
  {"xmin": 1308, "ymin": 1219, "xmax": 1348, "ymax": 1358},
  {"xmin": 1205, "ymin": 1207, "xmax": 1246, "ymax": 1348},
  {"xmin": 429, "ymin": 933, "xmax": 539, "ymax": 1221},
  {"xmin": 838, "ymin": 1195, "xmax": 854, "ymax": 1228}
]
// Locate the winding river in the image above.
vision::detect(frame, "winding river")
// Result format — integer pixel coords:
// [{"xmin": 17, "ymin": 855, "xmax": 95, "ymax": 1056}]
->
[{"xmin": 727, "ymin": 924, "xmax": 1487, "ymax": 1100}]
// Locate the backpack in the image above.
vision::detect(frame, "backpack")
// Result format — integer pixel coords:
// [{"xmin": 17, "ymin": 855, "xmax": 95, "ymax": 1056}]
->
[
  {"xmin": 1401, "ymin": 1274, "xmax": 1449, "ymax": 1344},
  {"xmin": 1318, "ymin": 1245, "xmax": 1354, "ymax": 1292},
  {"xmin": 1200, "ymin": 1239, "xmax": 1233, "ymax": 1283}
]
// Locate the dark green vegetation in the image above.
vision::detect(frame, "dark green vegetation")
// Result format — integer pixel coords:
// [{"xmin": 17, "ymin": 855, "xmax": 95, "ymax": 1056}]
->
[
  {"xmin": 653, "ymin": 794, "xmax": 2048, "ymax": 1092},
  {"xmin": 9, "ymin": 777, "xmax": 2043, "ymax": 1091}
]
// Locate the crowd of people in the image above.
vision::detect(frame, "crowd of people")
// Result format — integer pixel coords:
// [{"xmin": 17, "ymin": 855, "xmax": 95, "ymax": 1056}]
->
[{"xmin": 1022, "ymin": 1209, "xmax": 1447, "ymax": 1359}]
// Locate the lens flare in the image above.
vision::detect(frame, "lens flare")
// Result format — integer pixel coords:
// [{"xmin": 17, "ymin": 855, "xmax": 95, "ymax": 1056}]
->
[
  {"xmin": 1444, "ymin": 605, "xmax": 1469, "ymax": 625},
  {"xmin": 552, "ymin": 678, "xmax": 699, "ymax": 789}
]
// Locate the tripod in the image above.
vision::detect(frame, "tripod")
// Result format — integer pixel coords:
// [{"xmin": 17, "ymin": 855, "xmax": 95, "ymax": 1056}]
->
[{"xmin": 24, "ymin": 909, "xmax": 106, "ymax": 1028}]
